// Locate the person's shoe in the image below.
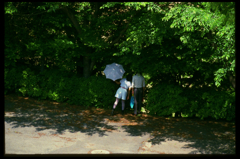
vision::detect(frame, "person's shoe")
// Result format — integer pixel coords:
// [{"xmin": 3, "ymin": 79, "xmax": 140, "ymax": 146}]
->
[
  {"xmin": 111, "ymin": 109, "xmax": 115, "ymax": 116},
  {"xmin": 121, "ymin": 110, "xmax": 124, "ymax": 115}
]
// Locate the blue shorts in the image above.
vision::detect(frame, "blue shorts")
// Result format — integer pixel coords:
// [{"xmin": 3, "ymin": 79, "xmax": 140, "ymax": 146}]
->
[{"xmin": 115, "ymin": 87, "xmax": 127, "ymax": 100}]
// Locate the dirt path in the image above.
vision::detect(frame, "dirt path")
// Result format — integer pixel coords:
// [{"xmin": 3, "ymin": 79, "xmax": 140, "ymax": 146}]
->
[{"xmin": 4, "ymin": 94, "xmax": 236, "ymax": 155}]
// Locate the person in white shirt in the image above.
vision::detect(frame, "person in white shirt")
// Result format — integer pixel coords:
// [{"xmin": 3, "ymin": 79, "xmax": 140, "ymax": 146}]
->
[
  {"xmin": 132, "ymin": 72, "xmax": 145, "ymax": 116},
  {"xmin": 111, "ymin": 74, "xmax": 132, "ymax": 116}
]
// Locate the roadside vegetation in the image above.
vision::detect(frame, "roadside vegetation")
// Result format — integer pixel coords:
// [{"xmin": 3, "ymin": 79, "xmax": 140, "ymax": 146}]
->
[{"xmin": 5, "ymin": 2, "xmax": 235, "ymax": 122}]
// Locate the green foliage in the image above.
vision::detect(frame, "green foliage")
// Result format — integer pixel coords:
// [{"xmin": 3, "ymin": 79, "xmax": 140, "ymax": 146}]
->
[
  {"xmin": 4, "ymin": 2, "xmax": 235, "ymax": 121},
  {"xmin": 4, "ymin": 2, "xmax": 19, "ymax": 14},
  {"xmin": 19, "ymin": 68, "xmax": 41, "ymax": 97},
  {"xmin": 4, "ymin": 68, "xmax": 22, "ymax": 94},
  {"xmin": 56, "ymin": 75, "xmax": 118, "ymax": 108},
  {"xmin": 146, "ymin": 83, "xmax": 188, "ymax": 117},
  {"xmin": 99, "ymin": 2, "xmax": 121, "ymax": 9},
  {"xmin": 199, "ymin": 89, "xmax": 235, "ymax": 121},
  {"xmin": 161, "ymin": 2, "xmax": 235, "ymax": 87},
  {"xmin": 118, "ymin": 10, "xmax": 167, "ymax": 56},
  {"xmin": 146, "ymin": 82, "xmax": 235, "ymax": 121},
  {"xmin": 14, "ymin": 67, "xmax": 118, "ymax": 108}
]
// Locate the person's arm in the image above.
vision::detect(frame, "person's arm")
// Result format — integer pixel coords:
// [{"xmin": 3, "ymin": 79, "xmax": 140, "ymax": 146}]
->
[
  {"xmin": 132, "ymin": 77, "xmax": 134, "ymax": 95},
  {"xmin": 127, "ymin": 87, "xmax": 131, "ymax": 100},
  {"xmin": 142, "ymin": 77, "xmax": 146, "ymax": 100},
  {"xmin": 114, "ymin": 80, "xmax": 121, "ymax": 85}
]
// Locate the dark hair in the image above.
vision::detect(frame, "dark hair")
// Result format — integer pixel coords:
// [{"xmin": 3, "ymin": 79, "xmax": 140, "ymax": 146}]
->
[
  {"xmin": 126, "ymin": 74, "xmax": 132, "ymax": 82},
  {"xmin": 134, "ymin": 69, "xmax": 142, "ymax": 76},
  {"xmin": 135, "ymin": 72, "xmax": 142, "ymax": 76}
]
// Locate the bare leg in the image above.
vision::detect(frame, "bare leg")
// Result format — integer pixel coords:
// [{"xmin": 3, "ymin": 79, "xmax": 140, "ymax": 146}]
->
[
  {"xmin": 113, "ymin": 98, "xmax": 120, "ymax": 109},
  {"xmin": 121, "ymin": 100, "xmax": 125, "ymax": 110},
  {"xmin": 121, "ymin": 100, "xmax": 125, "ymax": 115},
  {"xmin": 111, "ymin": 98, "xmax": 120, "ymax": 115}
]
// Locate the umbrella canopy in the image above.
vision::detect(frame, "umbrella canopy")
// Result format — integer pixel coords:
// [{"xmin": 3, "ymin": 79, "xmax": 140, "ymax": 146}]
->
[{"xmin": 103, "ymin": 63, "xmax": 125, "ymax": 81}]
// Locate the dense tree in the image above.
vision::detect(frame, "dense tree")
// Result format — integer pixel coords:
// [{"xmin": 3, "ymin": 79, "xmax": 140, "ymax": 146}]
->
[
  {"xmin": 5, "ymin": 2, "xmax": 235, "ymax": 85},
  {"xmin": 5, "ymin": 2, "xmax": 139, "ymax": 77},
  {"xmin": 4, "ymin": 2, "xmax": 235, "ymax": 120},
  {"xmin": 160, "ymin": 2, "xmax": 235, "ymax": 89}
]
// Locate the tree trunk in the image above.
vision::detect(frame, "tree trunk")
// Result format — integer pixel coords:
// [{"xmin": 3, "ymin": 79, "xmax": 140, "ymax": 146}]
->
[
  {"xmin": 175, "ymin": 112, "xmax": 181, "ymax": 118},
  {"xmin": 75, "ymin": 57, "xmax": 83, "ymax": 77},
  {"xmin": 83, "ymin": 47, "xmax": 95, "ymax": 78},
  {"xmin": 83, "ymin": 56, "xmax": 90, "ymax": 78},
  {"xmin": 40, "ymin": 56, "xmax": 45, "ymax": 72},
  {"xmin": 229, "ymin": 74, "xmax": 235, "ymax": 90},
  {"xmin": 82, "ymin": 56, "xmax": 95, "ymax": 78},
  {"xmin": 63, "ymin": 6, "xmax": 96, "ymax": 78}
]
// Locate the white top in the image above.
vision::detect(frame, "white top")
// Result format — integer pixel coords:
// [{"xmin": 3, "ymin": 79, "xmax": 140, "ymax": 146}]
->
[
  {"xmin": 120, "ymin": 78, "xmax": 132, "ymax": 90},
  {"xmin": 132, "ymin": 73, "xmax": 145, "ymax": 88}
]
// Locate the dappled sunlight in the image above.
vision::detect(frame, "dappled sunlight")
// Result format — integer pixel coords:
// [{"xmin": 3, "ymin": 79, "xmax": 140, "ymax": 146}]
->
[
  {"xmin": 4, "ymin": 93, "xmax": 235, "ymax": 154},
  {"xmin": 5, "ymin": 94, "xmax": 119, "ymax": 137}
]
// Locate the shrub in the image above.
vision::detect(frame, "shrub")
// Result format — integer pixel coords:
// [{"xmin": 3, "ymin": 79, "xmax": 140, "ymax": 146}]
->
[
  {"xmin": 146, "ymin": 82, "xmax": 235, "ymax": 121},
  {"xmin": 16, "ymin": 67, "xmax": 119, "ymax": 109},
  {"xmin": 180, "ymin": 87, "xmax": 207, "ymax": 118},
  {"xmin": 146, "ymin": 83, "xmax": 188, "ymax": 117},
  {"xmin": 56, "ymin": 75, "xmax": 118, "ymax": 109},
  {"xmin": 200, "ymin": 89, "xmax": 235, "ymax": 121},
  {"xmin": 181, "ymin": 86, "xmax": 235, "ymax": 121},
  {"xmin": 4, "ymin": 67, "xmax": 23, "ymax": 95},
  {"xmin": 18, "ymin": 68, "xmax": 41, "ymax": 97},
  {"xmin": 88, "ymin": 76, "xmax": 119, "ymax": 108}
]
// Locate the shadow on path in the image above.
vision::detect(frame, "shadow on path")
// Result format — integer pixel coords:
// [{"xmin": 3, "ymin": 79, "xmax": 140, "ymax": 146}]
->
[
  {"xmin": 4, "ymin": 94, "xmax": 236, "ymax": 154},
  {"xmin": 4, "ymin": 94, "xmax": 119, "ymax": 137}
]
